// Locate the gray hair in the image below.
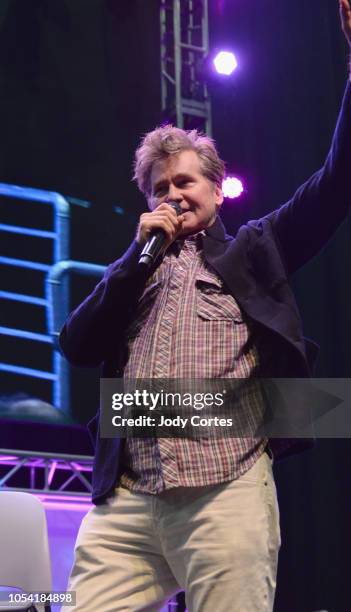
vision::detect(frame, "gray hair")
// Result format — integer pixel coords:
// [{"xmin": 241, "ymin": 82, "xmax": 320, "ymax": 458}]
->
[{"xmin": 133, "ymin": 124, "xmax": 225, "ymax": 198}]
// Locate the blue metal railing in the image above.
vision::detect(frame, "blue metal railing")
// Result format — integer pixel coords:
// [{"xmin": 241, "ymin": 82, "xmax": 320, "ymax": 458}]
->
[
  {"xmin": 0, "ymin": 182, "xmax": 106, "ymax": 415},
  {"xmin": 0, "ymin": 183, "xmax": 70, "ymax": 259},
  {"xmin": 46, "ymin": 261, "xmax": 106, "ymax": 410},
  {"xmin": 0, "ymin": 183, "xmax": 70, "ymax": 402}
]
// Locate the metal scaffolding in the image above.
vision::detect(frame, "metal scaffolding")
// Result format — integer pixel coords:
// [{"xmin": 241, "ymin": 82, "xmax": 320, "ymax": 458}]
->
[
  {"xmin": 160, "ymin": 0, "xmax": 212, "ymax": 134},
  {"xmin": 0, "ymin": 449, "xmax": 93, "ymax": 501}
]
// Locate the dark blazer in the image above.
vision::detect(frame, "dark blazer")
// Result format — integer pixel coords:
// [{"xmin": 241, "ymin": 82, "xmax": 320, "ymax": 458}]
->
[{"xmin": 60, "ymin": 82, "xmax": 351, "ymax": 505}]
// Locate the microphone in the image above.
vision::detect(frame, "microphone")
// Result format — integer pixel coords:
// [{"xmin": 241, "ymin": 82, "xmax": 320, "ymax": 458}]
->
[{"xmin": 138, "ymin": 201, "xmax": 182, "ymax": 268}]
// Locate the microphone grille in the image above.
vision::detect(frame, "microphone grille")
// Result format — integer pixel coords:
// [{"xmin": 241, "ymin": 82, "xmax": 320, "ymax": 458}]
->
[{"xmin": 167, "ymin": 201, "xmax": 182, "ymax": 216}]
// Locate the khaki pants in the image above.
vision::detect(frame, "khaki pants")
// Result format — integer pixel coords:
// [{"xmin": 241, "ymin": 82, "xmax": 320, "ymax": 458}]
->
[{"xmin": 63, "ymin": 452, "xmax": 280, "ymax": 612}]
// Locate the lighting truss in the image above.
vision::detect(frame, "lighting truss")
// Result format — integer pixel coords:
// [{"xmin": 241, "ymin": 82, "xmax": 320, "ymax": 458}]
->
[
  {"xmin": 160, "ymin": 0, "xmax": 212, "ymax": 134},
  {"xmin": 0, "ymin": 449, "xmax": 93, "ymax": 503}
]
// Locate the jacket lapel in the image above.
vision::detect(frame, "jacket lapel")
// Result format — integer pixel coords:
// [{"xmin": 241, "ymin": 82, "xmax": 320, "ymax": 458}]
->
[{"xmin": 203, "ymin": 217, "xmax": 309, "ymax": 371}]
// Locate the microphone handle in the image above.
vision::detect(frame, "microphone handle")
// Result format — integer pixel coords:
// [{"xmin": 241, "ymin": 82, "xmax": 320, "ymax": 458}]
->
[{"xmin": 138, "ymin": 201, "xmax": 182, "ymax": 268}]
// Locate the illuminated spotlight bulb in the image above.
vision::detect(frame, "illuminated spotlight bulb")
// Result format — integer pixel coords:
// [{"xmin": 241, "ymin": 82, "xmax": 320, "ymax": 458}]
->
[
  {"xmin": 222, "ymin": 176, "xmax": 244, "ymax": 199},
  {"xmin": 213, "ymin": 51, "xmax": 238, "ymax": 76}
]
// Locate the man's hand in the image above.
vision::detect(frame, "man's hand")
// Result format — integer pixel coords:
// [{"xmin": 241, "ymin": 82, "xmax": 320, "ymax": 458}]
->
[
  {"xmin": 136, "ymin": 203, "xmax": 185, "ymax": 249},
  {"xmin": 340, "ymin": 0, "xmax": 351, "ymax": 47}
]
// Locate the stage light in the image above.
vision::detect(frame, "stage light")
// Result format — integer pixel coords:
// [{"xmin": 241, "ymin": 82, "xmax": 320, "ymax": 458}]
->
[
  {"xmin": 213, "ymin": 51, "xmax": 238, "ymax": 76},
  {"xmin": 222, "ymin": 176, "xmax": 244, "ymax": 199}
]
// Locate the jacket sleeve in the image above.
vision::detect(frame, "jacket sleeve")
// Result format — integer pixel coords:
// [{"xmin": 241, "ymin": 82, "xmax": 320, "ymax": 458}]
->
[
  {"xmin": 59, "ymin": 240, "xmax": 146, "ymax": 368},
  {"xmin": 261, "ymin": 80, "xmax": 351, "ymax": 276}
]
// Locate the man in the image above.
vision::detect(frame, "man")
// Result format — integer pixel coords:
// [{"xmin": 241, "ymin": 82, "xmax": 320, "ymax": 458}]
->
[{"xmin": 61, "ymin": 3, "xmax": 351, "ymax": 610}]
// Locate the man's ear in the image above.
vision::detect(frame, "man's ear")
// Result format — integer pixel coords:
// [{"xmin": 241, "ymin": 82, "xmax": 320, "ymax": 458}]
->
[{"xmin": 214, "ymin": 184, "xmax": 224, "ymax": 208}]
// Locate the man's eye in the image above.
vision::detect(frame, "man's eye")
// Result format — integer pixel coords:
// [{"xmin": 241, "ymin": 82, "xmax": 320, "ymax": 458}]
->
[{"xmin": 154, "ymin": 187, "xmax": 166, "ymax": 196}]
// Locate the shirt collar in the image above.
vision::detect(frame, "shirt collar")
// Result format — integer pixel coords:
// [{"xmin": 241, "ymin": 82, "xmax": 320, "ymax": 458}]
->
[
  {"xmin": 166, "ymin": 215, "xmax": 228, "ymax": 257},
  {"xmin": 204, "ymin": 215, "xmax": 228, "ymax": 242},
  {"xmin": 168, "ymin": 232, "xmax": 203, "ymax": 257}
]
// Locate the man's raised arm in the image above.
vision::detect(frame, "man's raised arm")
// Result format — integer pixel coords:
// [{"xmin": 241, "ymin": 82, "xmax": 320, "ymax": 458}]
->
[{"xmin": 261, "ymin": 1, "xmax": 351, "ymax": 275}]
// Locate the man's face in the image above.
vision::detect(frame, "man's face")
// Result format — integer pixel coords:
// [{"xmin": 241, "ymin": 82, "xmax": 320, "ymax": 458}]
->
[{"xmin": 149, "ymin": 149, "xmax": 223, "ymax": 236}]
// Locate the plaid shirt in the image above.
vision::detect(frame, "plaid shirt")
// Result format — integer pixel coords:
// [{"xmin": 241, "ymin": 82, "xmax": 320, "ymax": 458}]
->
[{"xmin": 119, "ymin": 232, "xmax": 267, "ymax": 493}]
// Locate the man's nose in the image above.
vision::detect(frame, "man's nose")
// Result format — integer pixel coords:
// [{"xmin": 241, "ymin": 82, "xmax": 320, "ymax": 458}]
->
[{"xmin": 166, "ymin": 186, "xmax": 183, "ymax": 203}]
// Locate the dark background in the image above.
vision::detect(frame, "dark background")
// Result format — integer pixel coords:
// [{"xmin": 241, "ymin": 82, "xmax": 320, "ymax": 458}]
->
[{"xmin": 1, "ymin": 1, "xmax": 351, "ymax": 610}]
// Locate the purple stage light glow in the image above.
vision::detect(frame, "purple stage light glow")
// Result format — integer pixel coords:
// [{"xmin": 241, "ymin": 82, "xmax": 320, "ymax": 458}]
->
[
  {"xmin": 222, "ymin": 176, "xmax": 244, "ymax": 199},
  {"xmin": 38, "ymin": 493, "xmax": 90, "ymax": 503},
  {"xmin": 213, "ymin": 51, "xmax": 238, "ymax": 76},
  {"xmin": 40, "ymin": 500, "xmax": 92, "ymax": 512},
  {"xmin": 37, "ymin": 493, "xmax": 92, "ymax": 512},
  {"xmin": 48, "ymin": 460, "xmax": 57, "ymax": 486}
]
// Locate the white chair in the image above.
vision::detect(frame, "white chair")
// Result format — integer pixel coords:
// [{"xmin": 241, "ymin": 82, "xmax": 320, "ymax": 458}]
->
[{"xmin": 0, "ymin": 492, "xmax": 52, "ymax": 611}]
